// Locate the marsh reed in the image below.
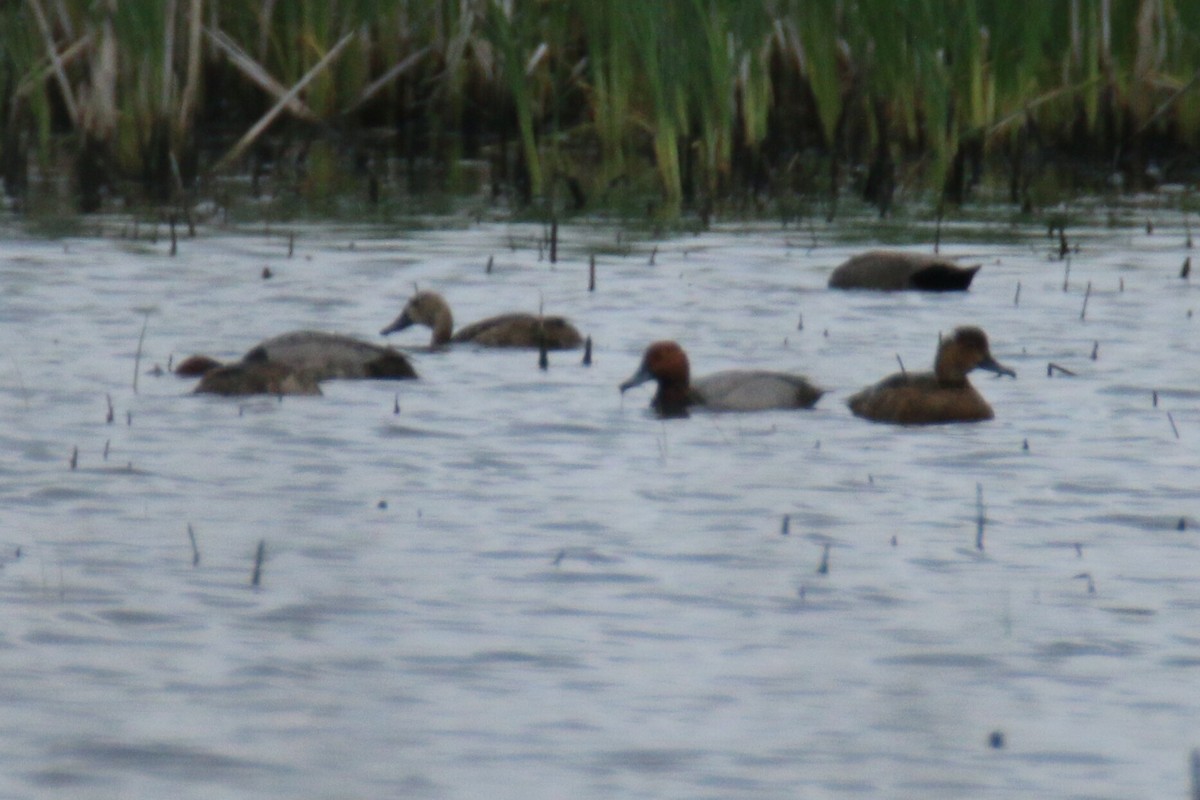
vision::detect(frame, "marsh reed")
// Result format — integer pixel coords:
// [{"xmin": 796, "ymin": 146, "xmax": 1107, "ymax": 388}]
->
[{"xmin": 3, "ymin": 1, "xmax": 1200, "ymax": 219}]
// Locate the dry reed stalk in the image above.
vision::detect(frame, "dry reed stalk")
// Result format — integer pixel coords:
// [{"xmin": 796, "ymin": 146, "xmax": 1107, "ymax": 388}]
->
[
  {"xmin": 203, "ymin": 27, "xmax": 317, "ymax": 121},
  {"xmin": 27, "ymin": 0, "xmax": 79, "ymax": 125},
  {"xmin": 212, "ymin": 28, "xmax": 358, "ymax": 171}
]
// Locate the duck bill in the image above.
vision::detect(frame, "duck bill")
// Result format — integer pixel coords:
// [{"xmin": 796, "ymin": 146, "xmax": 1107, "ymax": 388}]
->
[
  {"xmin": 619, "ymin": 364, "xmax": 653, "ymax": 393},
  {"xmin": 379, "ymin": 311, "xmax": 413, "ymax": 336},
  {"xmin": 978, "ymin": 355, "xmax": 1016, "ymax": 378}
]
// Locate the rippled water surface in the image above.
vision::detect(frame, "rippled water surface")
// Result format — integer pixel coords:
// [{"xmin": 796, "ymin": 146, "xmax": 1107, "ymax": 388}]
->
[{"xmin": 1, "ymin": 211, "xmax": 1198, "ymax": 798}]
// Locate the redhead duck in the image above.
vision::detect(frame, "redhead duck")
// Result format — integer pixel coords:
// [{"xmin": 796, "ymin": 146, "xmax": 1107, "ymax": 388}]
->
[
  {"xmin": 847, "ymin": 326, "xmax": 1015, "ymax": 424},
  {"xmin": 620, "ymin": 341, "xmax": 823, "ymax": 418},
  {"xmin": 181, "ymin": 331, "xmax": 416, "ymax": 396},
  {"xmin": 195, "ymin": 361, "xmax": 321, "ymax": 396},
  {"xmin": 829, "ymin": 250, "xmax": 981, "ymax": 291},
  {"xmin": 381, "ymin": 291, "xmax": 583, "ymax": 349}
]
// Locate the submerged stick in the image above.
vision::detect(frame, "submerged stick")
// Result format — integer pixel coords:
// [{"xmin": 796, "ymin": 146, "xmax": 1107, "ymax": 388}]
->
[
  {"xmin": 781, "ymin": 514, "xmax": 790, "ymax": 536},
  {"xmin": 1062, "ymin": 256, "xmax": 1071, "ymax": 291},
  {"xmin": 1013, "ymin": 281, "xmax": 1021, "ymax": 307},
  {"xmin": 1080, "ymin": 281, "xmax": 1091, "ymax": 320},
  {"xmin": 1047, "ymin": 363, "xmax": 1076, "ymax": 377},
  {"xmin": 69, "ymin": 446, "xmax": 78, "ymax": 470},
  {"xmin": 549, "ymin": 216, "xmax": 558, "ymax": 264},
  {"xmin": 581, "ymin": 336, "xmax": 592, "ymax": 366},
  {"xmin": 251, "ymin": 540, "xmax": 266, "ymax": 587},
  {"xmin": 187, "ymin": 523, "xmax": 200, "ymax": 566},
  {"xmin": 1168, "ymin": 411, "xmax": 1181, "ymax": 439},
  {"xmin": 1182, "ymin": 257, "xmax": 1191, "ymax": 279},
  {"xmin": 105, "ymin": 393, "xmax": 114, "ymax": 423},
  {"xmin": 817, "ymin": 542, "xmax": 830, "ymax": 574},
  {"xmin": 588, "ymin": 254, "xmax": 595, "ymax": 292},
  {"xmin": 133, "ymin": 311, "xmax": 150, "ymax": 394},
  {"xmin": 975, "ymin": 483, "xmax": 985, "ymax": 551}
]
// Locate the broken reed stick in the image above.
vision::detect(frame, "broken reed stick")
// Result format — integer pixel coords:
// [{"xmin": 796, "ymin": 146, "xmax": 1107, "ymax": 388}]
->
[
  {"xmin": 1080, "ymin": 281, "xmax": 1091, "ymax": 320},
  {"xmin": 895, "ymin": 354, "xmax": 906, "ymax": 376},
  {"xmin": 781, "ymin": 514, "xmax": 790, "ymax": 536},
  {"xmin": 1168, "ymin": 411, "xmax": 1181, "ymax": 439},
  {"xmin": 1047, "ymin": 362, "xmax": 1076, "ymax": 377},
  {"xmin": 581, "ymin": 336, "xmax": 592, "ymax": 366},
  {"xmin": 1062, "ymin": 256, "xmax": 1071, "ymax": 291},
  {"xmin": 817, "ymin": 542, "xmax": 830, "ymax": 574},
  {"xmin": 588, "ymin": 254, "xmax": 595, "ymax": 291},
  {"xmin": 1013, "ymin": 281, "xmax": 1021, "ymax": 307},
  {"xmin": 187, "ymin": 523, "xmax": 200, "ymax": 566},
  {"xmin": 549, "ymin": 215, "xmax": 558, "ymax": 264},
  {"xmin": 132, "ymin": 311, "xmax": 151, "ymax": 393},
  {"xmin": 250, "ymin": 540, "xmax": 266, "ymax": 587},
  {"xmin": 975, "ymin": 483, "xmax": 985, "ymax": 551}
]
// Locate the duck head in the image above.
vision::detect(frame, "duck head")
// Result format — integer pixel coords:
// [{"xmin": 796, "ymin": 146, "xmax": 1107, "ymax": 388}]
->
[
  {"xmin": 620, "ymin": 340, "xmax": 691, "ymax": 418},
  {"xmin": 935, "ymin": 327, "xmax": 1016, "ymax": 385},
  {"xmin": 380, "ymin": 291, "xmax": 454, "ymax": 346}
]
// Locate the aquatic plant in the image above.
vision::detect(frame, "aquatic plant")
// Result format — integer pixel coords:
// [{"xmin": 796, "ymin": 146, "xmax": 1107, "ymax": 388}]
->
[{"xmin": 2, "ymin": 0, "xmax": 1199, "ymax": 218}]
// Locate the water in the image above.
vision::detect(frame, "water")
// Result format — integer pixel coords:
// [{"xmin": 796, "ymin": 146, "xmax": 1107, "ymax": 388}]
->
[{"xmin": 1, "ymin": 211, "xmax": 1197, "ymax": 799}]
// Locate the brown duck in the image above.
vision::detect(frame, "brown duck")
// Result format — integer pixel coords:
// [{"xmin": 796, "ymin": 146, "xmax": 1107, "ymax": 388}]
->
[
  {"xmin": 381, "ymin": 291, "xmax": 582, "ymax": 349},
  {"xmin": 847, "ymin": 327, "xmax": 1015, "ymax": 424},
  {"xmin": 829, "ymin": 250, "xmax": 981, "ymax": 291}
]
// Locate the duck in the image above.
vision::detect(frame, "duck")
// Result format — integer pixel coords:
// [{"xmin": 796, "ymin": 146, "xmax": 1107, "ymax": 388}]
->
[
  {"xmin": 828, "ymin": 250, "xmax": 981, "ymax": 291},
  {"xmin": 179, "ymin": 331, "xmax": 417, "ymax": 395},
  {"xmin": 380, "ymin": 291, "xmax": 583, "ymax": 349},
  {"xmin": 620, "ymin": 341, "xmax": 823, "ymax": 418},
  {"xmin": 194, "ymin": 360, "xmax": 321, "ymax": 396},
  {"xmin": 847, "ymin": 326, "xmax": 1015, "ymax": 424}
]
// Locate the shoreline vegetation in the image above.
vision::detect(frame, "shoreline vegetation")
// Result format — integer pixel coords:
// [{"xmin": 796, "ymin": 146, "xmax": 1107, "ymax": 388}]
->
[{"xmin": 2, "ymin": 1, "xmax": 1199, "ymax": 226}]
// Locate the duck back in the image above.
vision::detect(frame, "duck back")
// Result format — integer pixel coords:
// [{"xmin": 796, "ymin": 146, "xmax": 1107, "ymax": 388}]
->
[
  {"xmin": 195, "ymin": 361, "xmax": 322, "ymax": 396},
  {"xmin": 247, "ymin": 331, "xmax": 417, "ymax": 380},
  {"xmin": 691, "ymin": 370, "xmax": 824, "ymax": 411},
  {"xmin": 847, "ymin": 372, "xmax": 994, "ymax": 424},
  {"xmin": 829, "ymin": 251, "xmax": 980, "ymax": 291},
  {"xmin": 450, "ymin": 314, "xmax": 583, "ymax": 349}
]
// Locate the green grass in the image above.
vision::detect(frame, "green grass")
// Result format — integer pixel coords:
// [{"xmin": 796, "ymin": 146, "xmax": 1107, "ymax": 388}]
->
[{"xmin": 3, "ymin": 0, "xmax": 1200, "ymax": 220}]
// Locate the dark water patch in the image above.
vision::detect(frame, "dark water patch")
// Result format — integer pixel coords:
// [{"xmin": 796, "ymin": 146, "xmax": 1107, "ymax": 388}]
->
[
  {"xmin": 55, "ymin": 739, "xmax": 290, "ymax": 781},
  {"xmin": 876, "ymin": 652, "xmax": 1004, "ymax": 669},
  {"xmin": 1035, "ymin": 639, "xmax": 1141, "ymax": 660},
  {"xmin": 1100, "ymin": 384, "xmax": 1200, "ymax": 400},
  {"xmin": 377, "ymin": 424, "xmax": 460, "ymax": 440},
  {"xmin": 1011, "ymin": 749, "xmax": 1114, "ymax": 766},
  {"xmin": 467, "ymin": 649, "xmax": 582, "ymax": 669},
  {"xmin": 596, "ymin": 747, "xmax": 706, "ymax": 775},
  {"xmin": 252, "ymin": 597, "xmax": 387, "ymax": 626},
  {"xmin": 894, "ymin": 779, "xmax": 990, "ymax": 795},
  {"xmin": 535, "ymin": 520, "xmax": 612, "ymax": 536},
  {"xmin": 26, "ymin": 767, "xmax": 115, "ymax": 789},
  {"xmin": 1161, "ymin": 656, "xmax": 1200, "ymax": 667},
  {"xmin": 96, "ymin": 608, "xmax": 187, "ymax": 627},
  {"xmin": 24, "ymin": 630, "xmax": 118, "ymax": 646},
  {"xmin": 1099, "ymin": 606, "xmax": 1156, "ymax": 617},
  {"xmin": 635, "ymin": 551, "xmax": 757, "ymax": 566},
  {"xmin": 515, "ymin": 570, "xmax": 655, "ymax": 585},
  {"xmin": 1088, "ymin": 513, "xmax": 1194, "ymax": 532},
  {"xmin": 507, "ymin": 421, "xmax": 607, "ymax": 436},
  {"xmin": 619, "ymin": 589, "xmax": 759, "ymax": 614},
  {"xmin": 482, "ymin": 546, "xmax": 621, "ymax": 565},
  {"xmin": 23, "ymin": 486, "xmax": 103, "ymax": 505}
]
